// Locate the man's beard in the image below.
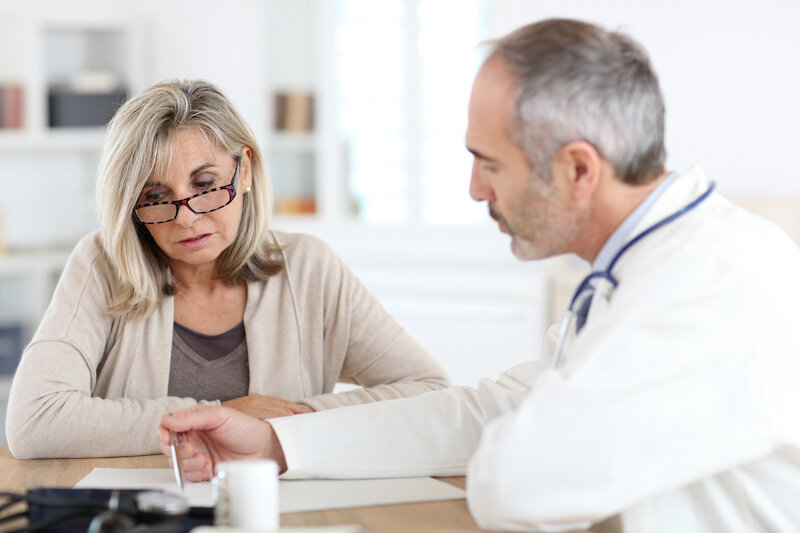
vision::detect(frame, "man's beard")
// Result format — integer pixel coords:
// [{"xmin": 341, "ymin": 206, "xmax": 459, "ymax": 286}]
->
[{"xmin": 488, "ymin": 197, "xmax": 582, "ymax": 261}]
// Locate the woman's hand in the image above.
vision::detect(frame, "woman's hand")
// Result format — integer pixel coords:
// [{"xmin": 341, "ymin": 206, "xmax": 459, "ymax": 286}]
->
[
  {"xmin": 158, "ymin": 405, "xmax": 287, "ymax": 482},
  {"xmin": 221, "ymin": 394, "xmax": 313, "ymax": 419}
]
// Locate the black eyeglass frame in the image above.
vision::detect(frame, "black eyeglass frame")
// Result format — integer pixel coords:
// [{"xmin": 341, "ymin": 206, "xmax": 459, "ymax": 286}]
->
[{"xmin": 133, "ymin": 155, "xmax": 241, "ymax": 225}]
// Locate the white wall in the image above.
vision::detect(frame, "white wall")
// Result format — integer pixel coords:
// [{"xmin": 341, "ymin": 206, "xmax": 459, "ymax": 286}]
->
[
  {"xmin": 488, "ymin": 0, "xmax": 800, "ymax": 195},
  {"xmin": 136, "ymin": 0, "xmax": 270, "ymax": 146}
]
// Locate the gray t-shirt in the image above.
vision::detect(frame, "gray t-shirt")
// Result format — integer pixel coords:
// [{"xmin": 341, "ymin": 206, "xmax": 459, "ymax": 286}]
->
[{"xmin": 167, "ymin": 321, "xmax": 249, "ymax": 402}]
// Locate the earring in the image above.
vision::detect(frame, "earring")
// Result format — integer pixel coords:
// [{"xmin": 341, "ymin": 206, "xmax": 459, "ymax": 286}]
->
[{"xmin": 244, "ymin": 186, "xmax": 252, "ymax": 194}]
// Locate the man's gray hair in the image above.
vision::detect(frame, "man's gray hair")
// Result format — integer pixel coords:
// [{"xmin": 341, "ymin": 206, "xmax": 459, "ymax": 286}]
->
[{"xmin": 489, "ymin": 18, "xmax": 666, "ymax": 184}]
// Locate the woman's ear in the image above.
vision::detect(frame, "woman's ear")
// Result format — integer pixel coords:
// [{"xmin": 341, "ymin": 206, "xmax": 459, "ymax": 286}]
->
[{"xmin": 240, "ymin": 145, "xmax": 254, "ymax": 190}]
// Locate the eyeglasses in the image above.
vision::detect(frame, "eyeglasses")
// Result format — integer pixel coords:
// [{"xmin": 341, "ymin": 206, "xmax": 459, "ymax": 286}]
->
[{"xmin": 133, "ymin": 155, "xmax": 241, "ymax": 224}]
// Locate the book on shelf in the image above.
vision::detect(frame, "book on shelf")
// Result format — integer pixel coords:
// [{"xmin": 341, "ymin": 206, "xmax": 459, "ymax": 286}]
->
[
  {"xmin": 47, "ymin": 70, "xmax": 128, "ymax": 128},
  {"xmin": 0, "ymin": 206, "xmax": 5, "ymax": 255},
  {"xmin": 0, "ymin": 84, "xmax": 24, "ymax": 129},
  {"xmin": 274, "ymin": 91, "xmax": 314, "ymax": 131},
  {"xmin": 0, "ymin": 323, "xmax": 24, "ymax": 375},
  {"xmin": 275, "ymin": 196, "xmax": 317, "ymax": 215}
]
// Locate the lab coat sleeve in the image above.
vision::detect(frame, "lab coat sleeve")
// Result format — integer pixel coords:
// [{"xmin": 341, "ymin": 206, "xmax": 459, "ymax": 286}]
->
[
  {"xmin": 466, "ymin": 232, "xmax": 798, "ymax": 531},
  {"xmin": 271, "ymin": 360, "xmax": 542, "ymax": 479}
]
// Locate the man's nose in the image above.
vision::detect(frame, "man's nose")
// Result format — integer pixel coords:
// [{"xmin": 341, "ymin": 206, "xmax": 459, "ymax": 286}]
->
[{"xmin": 469, "ymin": 164, "xmax": 494, "ymax": 202}]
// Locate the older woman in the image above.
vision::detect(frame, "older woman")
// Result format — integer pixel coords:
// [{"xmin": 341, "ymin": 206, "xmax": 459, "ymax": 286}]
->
[{"xmin": 6, "ymin": 79, "xmax": 449, "ymax": 459}]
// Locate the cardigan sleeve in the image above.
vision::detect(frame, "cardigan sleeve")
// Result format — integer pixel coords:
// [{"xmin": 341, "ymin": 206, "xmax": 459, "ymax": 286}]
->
[
  {"xmin": 5, "ymin": 234, "xmax": 200, "ymax": 459},
  {"xmin": 278, "ymin": 233, "xmax": 450, "ymax": 411}
]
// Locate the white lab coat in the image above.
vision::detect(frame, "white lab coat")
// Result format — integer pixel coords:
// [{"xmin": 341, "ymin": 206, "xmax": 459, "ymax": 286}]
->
[{"xmin": 270, "ymin": 167, "xmax": 800, "ymax": 532}]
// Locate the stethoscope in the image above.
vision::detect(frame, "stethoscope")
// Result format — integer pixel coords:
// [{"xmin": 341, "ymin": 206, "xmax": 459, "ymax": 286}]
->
[{"xmin": 549, "ymin": 181, "xmax": 717, "ymax": 369}]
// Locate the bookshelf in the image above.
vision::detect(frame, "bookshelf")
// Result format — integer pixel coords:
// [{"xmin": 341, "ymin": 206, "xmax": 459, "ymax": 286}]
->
[
  {"xmin": 0, "ymin": 250, "xmax": 69, "ymax": 385},
  {"xmin": 0, "ymin": 13, "xmax": 143, "ymax": 380},
  {"xmin": 0, "ymin": 248, "xmax": 68, "ymax": 446},
  {"xmin": 263, "ymin": 0, "xmax": 324, "ymax": 219},
  {"xmin": 0, "ymin": 14, "xmax": 143, "ymax": 240},
  {"xmin": 270, "ymin": 90, "xmax": 317, "ymax": 215},
  {"xmin": 0, "ymin": 15, "xmax": 142, "ymax": 142}
]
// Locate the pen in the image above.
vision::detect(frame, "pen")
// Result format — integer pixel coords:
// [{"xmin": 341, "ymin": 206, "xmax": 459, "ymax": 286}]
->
[{"xmin": 169, "ymin": 430, "xmax": 185, "ymax": 491}]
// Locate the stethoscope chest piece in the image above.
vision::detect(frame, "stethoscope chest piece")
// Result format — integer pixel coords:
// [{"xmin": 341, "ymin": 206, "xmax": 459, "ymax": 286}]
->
[{"xmin": 593, "ymin": 276, "xmax": 616, "ymax": 307}]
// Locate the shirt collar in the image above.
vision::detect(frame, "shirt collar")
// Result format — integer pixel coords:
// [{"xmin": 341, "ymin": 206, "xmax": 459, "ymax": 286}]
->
[{"xmin": 592, "ymin": 171, "xmax": 679, "ymax": 272}]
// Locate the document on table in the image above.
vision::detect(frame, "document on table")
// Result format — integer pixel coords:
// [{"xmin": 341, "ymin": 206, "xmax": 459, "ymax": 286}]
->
[{"xmin": 75, "ymin": 468, "xmax": 465, "ymax": 512}]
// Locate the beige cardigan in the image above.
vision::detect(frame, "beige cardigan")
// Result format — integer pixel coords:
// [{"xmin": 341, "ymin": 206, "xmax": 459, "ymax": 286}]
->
[{"xmin": 6, "ymin": 231, "xmax": 449, "ymax": 458}]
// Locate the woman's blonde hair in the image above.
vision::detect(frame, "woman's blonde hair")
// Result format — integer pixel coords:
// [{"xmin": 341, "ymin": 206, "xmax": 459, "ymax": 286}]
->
[{"xmin": 96, "ymin": 79, "xmax": 283, "ymax": 319}]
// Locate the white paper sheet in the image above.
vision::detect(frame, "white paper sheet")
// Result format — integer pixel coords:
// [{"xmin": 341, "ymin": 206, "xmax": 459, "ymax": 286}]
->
[{"xmin": 74, "ymin": 468, "xmax": 465, "ymax": 512}]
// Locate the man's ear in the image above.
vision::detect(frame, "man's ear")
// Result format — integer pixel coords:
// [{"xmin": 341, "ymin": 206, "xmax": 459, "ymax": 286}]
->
[{"xmin": 552, "ymin": 141, "xmax": 602, "ymax": 201}]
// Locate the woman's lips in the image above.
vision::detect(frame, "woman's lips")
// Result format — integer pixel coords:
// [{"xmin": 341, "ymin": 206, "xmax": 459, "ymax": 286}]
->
[{"xmin": 178, "ymin": 234, "xmax": 211, "ymax": 249}]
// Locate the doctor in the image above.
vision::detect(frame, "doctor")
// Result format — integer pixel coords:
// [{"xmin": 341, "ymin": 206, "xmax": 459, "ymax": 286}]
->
[{"xmin": 160, "ymin": 18, "xmax": 800, "ymax": 531}]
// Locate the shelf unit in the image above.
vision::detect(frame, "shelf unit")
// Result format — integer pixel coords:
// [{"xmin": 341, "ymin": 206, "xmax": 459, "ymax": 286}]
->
[
  {"xmin": 268, "ymin": 127, "xmax": 318, "ymax": 215},
  {"xmin": 0, "ymin": 128, "xmax": 106, "ymax": 152},
  {"xmin": 0, "ymin": 14, "xmax": 143, "ymax": 141},
  {"xmin": 0, "ymin": 12, "xmax": 143, "ymax": 378},
  {"xmin": 0, "ymin": 14, "xmax": 143, "ymax": 244},
  {"xmin": 0, "ymin": 250, "xmax": 70, "ymax": 376},
  {"xmin": 263, "ymin": 0, "xmax": 323, "ymax": 218}
]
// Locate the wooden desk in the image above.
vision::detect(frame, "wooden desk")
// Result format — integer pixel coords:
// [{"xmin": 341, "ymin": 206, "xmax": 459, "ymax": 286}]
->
[{"xmin": 0, "ymin": 446, "xmax": 491, "ymax": 532}]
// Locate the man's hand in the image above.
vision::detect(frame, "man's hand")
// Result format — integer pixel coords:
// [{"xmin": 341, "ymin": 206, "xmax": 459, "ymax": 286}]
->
[
  {"xmin": 222, "ymin": 394, "xmax": 313, "ymax": 419},
  {"xmin": 158, "ymin": 405, "xmax": 287, "ymax": 481}
]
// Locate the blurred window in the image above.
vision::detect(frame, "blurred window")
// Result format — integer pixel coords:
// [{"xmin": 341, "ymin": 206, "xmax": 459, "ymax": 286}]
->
[{"xmin": 334, "ymin": 0, "xmax": 487, "ymax": 225}]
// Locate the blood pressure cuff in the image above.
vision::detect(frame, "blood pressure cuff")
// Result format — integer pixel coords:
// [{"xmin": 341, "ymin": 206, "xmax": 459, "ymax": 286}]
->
[{"xmin": 13, "ymin": 488, "xmax": 213, "ymax": 532}]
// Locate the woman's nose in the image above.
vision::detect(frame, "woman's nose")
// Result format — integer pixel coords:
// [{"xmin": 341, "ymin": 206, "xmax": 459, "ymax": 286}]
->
[{"xmin": 173, "ymin": 202, "xmax": 201, "ymax": 227}]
